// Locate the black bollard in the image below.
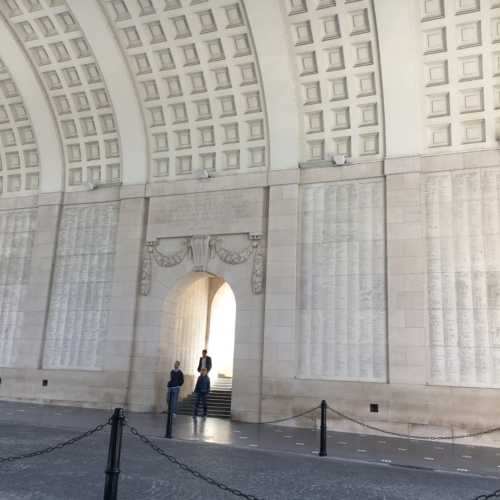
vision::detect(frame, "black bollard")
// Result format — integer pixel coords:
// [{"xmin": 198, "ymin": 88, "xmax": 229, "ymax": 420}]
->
[
  {"xmin": 319, "ymin": 400, "xmax": 327, "ymax": 457},
  {"xmin": 165, "ymin": 389, "xmax": 174, "ymax": 439},
  {"xmin": 103, "ymin": 408, "xmax": 125, "ymax": 500}
]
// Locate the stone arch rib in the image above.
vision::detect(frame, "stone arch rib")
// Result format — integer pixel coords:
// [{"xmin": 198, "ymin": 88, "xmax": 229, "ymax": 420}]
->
[{"xmin": 0, "ymin": 0, "xmax": 124, "ymax": 190}]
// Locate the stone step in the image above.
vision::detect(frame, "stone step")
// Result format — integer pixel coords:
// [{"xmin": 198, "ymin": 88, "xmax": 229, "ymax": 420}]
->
[
  {"xmin": 178, "ymin": 401, "xmax": 231, "ymax": 410},
  {"xmin": 177, "ymin": 389, "xmax": 232, "ymax": 418},
  {"xmin": 203, "ymin": 393, "xmax": 231, "ymax": 399}
]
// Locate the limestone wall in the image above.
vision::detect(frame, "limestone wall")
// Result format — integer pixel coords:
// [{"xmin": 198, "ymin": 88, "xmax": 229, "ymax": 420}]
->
[
  {"xmin": 256, "ymin": 157, "xmax": 500, "ymax": 442},
  {"xmin": 2, "ymin": 0, "xmax": 500, "ymax": 442},
  {"xmin": 42, "ymin": 202, "xmax": 119, "ymax": 370},
  {"xmin": 165, "ymin": 277, "xmax": 210, "ymax": 388},
  {"xmin": 0, "ymin": 168, "xmax": 500, "ymax": 440},
  {"xmin": 424, "ymin": 168, "xmax": 500, "ymax": 388},
  {"xmin": 0, "ymin": 209, "xmax": 36, "ymax": 367},
  {"xmin": 297, "ymin": 179, "xmax": 386, "ymax": 381}
]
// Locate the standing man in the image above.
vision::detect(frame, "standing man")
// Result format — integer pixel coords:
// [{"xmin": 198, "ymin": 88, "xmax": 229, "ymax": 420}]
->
[
  {"xmin": 197, "ymin": 349, "xmax": 212, "ymax": 373},
  {"xmin": 167, "ymin": 360, "xmax": 184, "ymax": 416},
  {"xmin": 193, "ymin": 368, "xmax": 210, "ymax": 418}
]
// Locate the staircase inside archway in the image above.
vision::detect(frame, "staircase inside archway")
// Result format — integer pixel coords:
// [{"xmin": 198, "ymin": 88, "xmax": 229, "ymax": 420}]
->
[{"xmin": 177, "ymin": 375, "xmax": 233, "ymax": 419}]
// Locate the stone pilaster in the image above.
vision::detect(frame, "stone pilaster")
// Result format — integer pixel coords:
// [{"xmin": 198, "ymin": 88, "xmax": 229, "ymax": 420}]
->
[
  {"xmin": 385, "ymin": 163, "xmax": 428, "ymax": 385},
  {"xmin": 103, "ymin": 195, "xmax": 147, "ymax": 404},
  {"xmin": 261, "ymin": 183, "xmax": 300, "ymax": 417}
]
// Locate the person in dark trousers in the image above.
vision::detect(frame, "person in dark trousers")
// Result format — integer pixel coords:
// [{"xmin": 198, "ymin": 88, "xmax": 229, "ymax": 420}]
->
[
  {"xmin": 167, "ymin": 360, "xmax": 184, "ymax": 416},
  {"xmin": 197, "ymin": 349, "xmax": 212, "ymax": 373},
  {"xmin": 193, "ymin": 367, "xmax": 210, "ymax": 417}
]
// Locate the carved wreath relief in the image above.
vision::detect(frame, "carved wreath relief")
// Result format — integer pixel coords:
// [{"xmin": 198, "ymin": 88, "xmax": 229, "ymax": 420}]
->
[{"xmin": 140, "ymin": 233, "xmax": 266, "ymax": 296}]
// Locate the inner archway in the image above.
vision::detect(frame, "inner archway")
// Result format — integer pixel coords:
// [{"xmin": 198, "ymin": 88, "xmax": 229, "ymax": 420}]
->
[
  {"xmin": 207, "ymin": 281, "xmax": 236, "ymax": 380},
  {"xmin": 159, "ymin": 273, "xmax": 236, "ymax": 417}
]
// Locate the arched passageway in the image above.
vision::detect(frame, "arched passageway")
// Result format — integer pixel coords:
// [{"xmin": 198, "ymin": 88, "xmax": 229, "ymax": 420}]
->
[
  {"xmin": 158, "ymin": 273, "xmax": 236, "ymax": 414},
  {"xmin": 207, "ymin": 282, "xmax": 236, "ymax": 380}
]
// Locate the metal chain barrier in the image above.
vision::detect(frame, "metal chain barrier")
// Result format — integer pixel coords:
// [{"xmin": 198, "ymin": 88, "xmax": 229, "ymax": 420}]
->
[
  {"xmin": 474, "ymin": 490, "xmax": 500, "ymax": 500},
  {"xmin": 257, "ymin": 405, "xmax": 320, "ymax": 425},
  {"xmin": 127, "ymin": 423, "xmax": 265, "ymax": 500},
  {"xmin": 0, "ymin": 420, "xmax": 110, "ymax": 464},
  {"xmin": 327, "ymin": 405, "xmax": 500, "ymax": 441}
]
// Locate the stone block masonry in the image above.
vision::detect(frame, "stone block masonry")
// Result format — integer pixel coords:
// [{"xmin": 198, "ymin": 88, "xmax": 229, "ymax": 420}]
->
[
  {"xmin": 42, "ymin": 202, "xmax": 119, "ymax": 370},
  {"xmin": 0, "ymin": 209, "xmax": 36, "ymax": 367}
]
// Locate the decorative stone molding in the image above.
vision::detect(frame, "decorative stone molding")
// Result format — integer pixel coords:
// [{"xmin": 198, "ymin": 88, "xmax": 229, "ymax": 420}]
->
[
  {"xmin": 212, "ymin": 237, "xmax": 255, "ymax": 265},
  {"xmin": 191, "ymin": 235, "xmax": 211, "ymax": 272},
  {"xmin": 139, "ymin": 239, "xmax": 189, "ymax": 296},
  {"xmin": 251, "ymin": 238, "xmax": 266, "ymax": 295},
  {"xmin": 139, "ymin": 233, "xmax": 265, "ymax": 296},
  {"xmin": 139, "ymin": 244, "xmax": 153, "ymax": 297},
  {"xmin": 149, "ymin": 239, "xmax": 189, "ymax": 268}
]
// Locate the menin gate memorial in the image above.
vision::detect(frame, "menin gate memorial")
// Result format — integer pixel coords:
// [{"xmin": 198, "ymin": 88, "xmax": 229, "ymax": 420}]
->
[{"xmin": 0, "ymin": 0, "xmax": 500, "ymax": 442}]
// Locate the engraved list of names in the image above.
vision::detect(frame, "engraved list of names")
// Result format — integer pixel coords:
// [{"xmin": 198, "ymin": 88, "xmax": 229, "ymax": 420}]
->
[{"xmin": 424, "ymin": 169, "xmax": 500, "ymax": 388}]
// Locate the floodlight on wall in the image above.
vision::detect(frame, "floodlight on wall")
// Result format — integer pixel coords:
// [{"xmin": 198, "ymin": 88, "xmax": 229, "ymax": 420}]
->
[
  {"xmin": 198, "ymin": 168, "xmax": 215, "ymax": 180},
  {"xmin": 333, "ymin": 154, "xmax": 348, "ymax": 166},
  {"xmin": 86, "ymin": 182, "xmax": 97, "ymax": 191}
]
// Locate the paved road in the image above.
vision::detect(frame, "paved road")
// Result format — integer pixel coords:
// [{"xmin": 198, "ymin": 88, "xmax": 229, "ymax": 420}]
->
[
  {"xmin": 1, "ymin": 422, "xmax": 499, "ymax": 500},
  {"xmin": 2, "ymin": 401, "xmax": 500, "ymax": 478}
]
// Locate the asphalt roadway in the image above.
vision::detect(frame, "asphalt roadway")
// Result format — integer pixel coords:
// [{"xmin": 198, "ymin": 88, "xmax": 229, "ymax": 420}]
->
[{"xmin": 1, "ymin": 421, "xmax": 499, "ymax": 500}]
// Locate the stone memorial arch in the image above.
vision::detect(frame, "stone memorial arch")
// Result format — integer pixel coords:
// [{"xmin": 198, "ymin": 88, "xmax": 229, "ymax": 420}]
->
[
  {"xmin": 126, "ymin": 188, "xmax": 267, "ymax": 420},
  {"xmin": 3, "ymin": 0, "xmax": 500, "ymax": 442}
]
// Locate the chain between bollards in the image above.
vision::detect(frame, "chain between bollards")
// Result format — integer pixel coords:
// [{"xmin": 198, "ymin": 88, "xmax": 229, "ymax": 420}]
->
[
  {"xmin": 319, "ymin": 400, "xmax": 327, "ymax": 457},
  {"xmin": 103, "ymin": 408, "xmax": 125, "ymax": 500},
  {"xmin": 165, "ymin": 389, "xmax": 174, "ymax": 439}
]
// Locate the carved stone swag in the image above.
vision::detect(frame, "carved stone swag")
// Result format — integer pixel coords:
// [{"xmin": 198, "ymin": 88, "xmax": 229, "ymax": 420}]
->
[{"xmin": 139, "ymin": 233, "xmax": 265, "ymax": 296}]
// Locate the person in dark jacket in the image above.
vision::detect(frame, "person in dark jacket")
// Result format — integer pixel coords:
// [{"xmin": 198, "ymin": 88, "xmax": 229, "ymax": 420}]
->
[
  {"xmin": 193, "ymin": 367, "xmax": 210, "ymax": 417},
  {"xmin": 197, "ymin": 349, "xmax": 212, "ymax": 373},
  {"xmin": 167, "ymin": 360, "xmax": 184, "ymax": 416}
]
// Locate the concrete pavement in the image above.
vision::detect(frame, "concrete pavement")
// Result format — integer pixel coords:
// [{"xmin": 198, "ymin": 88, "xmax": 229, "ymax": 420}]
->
[{"xmin": 1, "ymin": 401, "xmax": 500, "ymax": 499}]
